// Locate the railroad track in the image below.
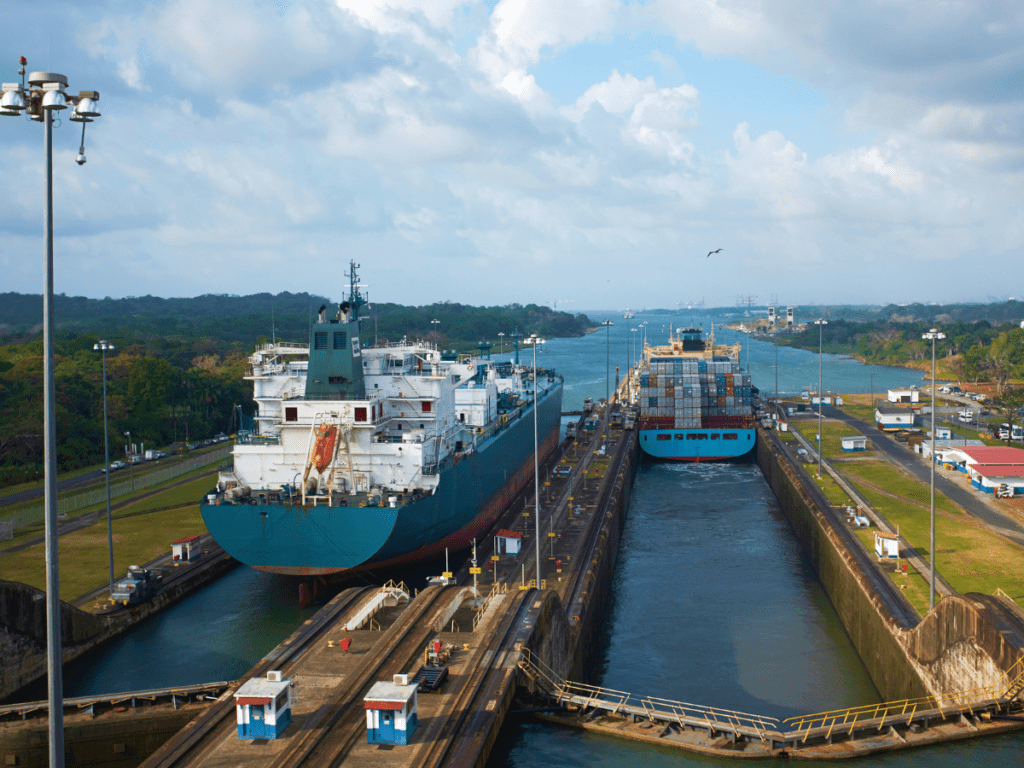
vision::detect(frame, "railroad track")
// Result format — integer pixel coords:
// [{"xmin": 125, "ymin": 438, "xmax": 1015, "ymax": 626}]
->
[
  {"xmin": 415, "ymin": 588, "xmax": 536, "ymax": 768},
  {"xmin": 265, "ymin": 585, "xmax": 461, "ymax": 768},
  {"xmin": 139, "ymin": 585, "xmax": 374, "ymax": 768}
]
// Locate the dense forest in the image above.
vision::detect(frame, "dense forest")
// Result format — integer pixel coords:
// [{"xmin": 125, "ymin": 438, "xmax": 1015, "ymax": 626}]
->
[
  {"xmin": 0, "ymin": 293, "xmax": 592, "ymax": 487},
  {"xmin": 777, "ymin": 318, "xmax": 1024, "ymax": 392}
]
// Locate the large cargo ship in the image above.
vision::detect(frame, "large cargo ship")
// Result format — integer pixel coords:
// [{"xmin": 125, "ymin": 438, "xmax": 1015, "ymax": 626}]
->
[
  {"xmin": 636, "ymin": 325, "xmax": 755, "ymax": 461},
  {"xmin": 200, "ymin": 263, "xmax": 562, "ymax": 576}
]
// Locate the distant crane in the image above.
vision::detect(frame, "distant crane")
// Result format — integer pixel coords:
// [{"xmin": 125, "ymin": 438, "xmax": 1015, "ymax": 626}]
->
[{"xmin": 549, "ymin": 299, "xmax": 575, "ymax": 311}]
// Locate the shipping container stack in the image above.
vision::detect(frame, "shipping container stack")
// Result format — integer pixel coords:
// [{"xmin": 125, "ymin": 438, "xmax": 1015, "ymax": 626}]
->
[{"xmin": 638, "ymin": 356, "xmax": 752, "ymax": 431}]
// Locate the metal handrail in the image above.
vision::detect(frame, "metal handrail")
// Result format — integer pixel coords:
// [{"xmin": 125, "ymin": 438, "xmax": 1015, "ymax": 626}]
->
[
  {"xmin": 519, "ymin": 649, "xmax": 1024, "ymax": 747},
  {"xmin": 782, "ymin": 658, "xmax": 1024, "ymax": 740}
]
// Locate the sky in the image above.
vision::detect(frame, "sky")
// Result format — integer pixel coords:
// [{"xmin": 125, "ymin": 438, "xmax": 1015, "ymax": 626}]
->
[{"xmin": 1, "ymin": 0, "xmax": 1022, "ymax": 310}]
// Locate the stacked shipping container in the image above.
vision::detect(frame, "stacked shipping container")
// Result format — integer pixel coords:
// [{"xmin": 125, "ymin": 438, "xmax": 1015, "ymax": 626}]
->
[{"xmin": 638, "ymin": 357, "xmax": 752, "ymax": 430}]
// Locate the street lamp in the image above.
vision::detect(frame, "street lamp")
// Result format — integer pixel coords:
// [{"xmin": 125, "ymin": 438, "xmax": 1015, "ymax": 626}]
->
[
  {"xmin": 923, "ymin": 328, "xmax": 946, "ymax": 611},
  {"xmin": 601, "ymin": 320, "xmax": 613, "ymax": 403},
  {"xmin": 94, "ymin": 341, "xmax": 115, "ymax": 596},
  {"xmin": 498, "ymin": 331, "xmax": 505, "ymax": 359},
  {"xmin": 523, "ymin": 334, "xmax": 545, "ymax": 589},
  {"xmin": 814, "ymin": 319, "xmax": 828, "ymax": 479},
  {"xmin": 430, "ymin": 318, "xmax": 440, "ymax": 347},
  {"xmin": 3, "ymin": 58, "xmax": 100, "ymax": 768}
]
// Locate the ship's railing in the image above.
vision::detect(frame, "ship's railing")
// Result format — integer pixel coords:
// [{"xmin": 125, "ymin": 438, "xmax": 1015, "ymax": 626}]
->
[{"xmin": 236, "ymin": 433, "xmax": 281, "ymax": 445}]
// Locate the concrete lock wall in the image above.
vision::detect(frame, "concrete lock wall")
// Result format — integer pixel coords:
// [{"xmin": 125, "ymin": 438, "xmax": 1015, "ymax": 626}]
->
[
  {"xmin": 756, "ymin": 429, "xmax": 1024, "ymax": 702},
  {"xmin": 903, "ymin": 593, "xmax": 1024, "ymax": 696},
  {"xmin": 755, "ymin": 431, "xmax": 930, "ymax": 702},
  {"xmin": 565, "ymin": 431, "xmax": 638, "ymax": 683},
  {"xmin": 0, "ymin": 580, "xmax": 111, "ymax": 646}
]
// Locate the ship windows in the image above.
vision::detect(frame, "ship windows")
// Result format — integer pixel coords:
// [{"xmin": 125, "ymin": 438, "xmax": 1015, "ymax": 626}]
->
[
  {"xmin": 657, "ymin": 434, "xmax": 671, "ymax": 441},
  {"xmin": 314, "ymin": 331, "xmax": 327, "ymax": 350},
  {"xmin": 285, "ymin": 407, "xmax": 297, "ymax": 422},
  {"xmin": 710, "ymin": 433, "xmax": 720, "ymax": 440},
  {"xmin": 674, "ymin": 434, "xmax": 684, "ymax": 439},
  {"xmin": 422, "ymin": 401, "xmax": 432, "ymax": 413},
  {"xmin": 686, "ymin": 434, "xmax": 698, "ymax": 440},
  {"xmin": 724, "ymin": 433, "xmax": 738, "ymax": 440},
  {"xmin": 355, "ymin": 407, "xmax": 367, "ymax": 422},
  {"xmin": 333, "ymin": 331, "xmax": 347, "ymax": 349}
]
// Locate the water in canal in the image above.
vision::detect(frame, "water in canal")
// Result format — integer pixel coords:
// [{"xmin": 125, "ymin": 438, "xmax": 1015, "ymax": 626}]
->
[{"xmin": 43, "ymin": 313, "xmax": 1022, "ymax": 763}]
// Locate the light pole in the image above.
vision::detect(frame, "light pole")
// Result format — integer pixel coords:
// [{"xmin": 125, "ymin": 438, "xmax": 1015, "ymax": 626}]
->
[
  {"xmin": 814, "ymin": 319, "xmax": 828, "ymax": 479},
  {"xmin": 523, "ymin": 334, "xmax": 545, "ymax": 589},
  {"xmin": 602, "ymin": 320, "xmax": 613, "ymax": 403},
  {"xmin": 630, "ymin": 327, "xmax": 638, "ymax": 402},
  {"xmin": 923, "ymin": 328, "xmax": 946, "ymax": 610},
  {"xmin": 3, "ymin": 59, "xmax": 101, "ymax": 768},
  {"xmin": 430, "ymin": 318, "xmax": 440, "ymax": 347},
  {"xmin": 94, "ymin": 341, "xmax": 115, "ymax": 596},
  {"xmin": 498, "ymin": 331, "xmax": 505, "ymax": 359}
]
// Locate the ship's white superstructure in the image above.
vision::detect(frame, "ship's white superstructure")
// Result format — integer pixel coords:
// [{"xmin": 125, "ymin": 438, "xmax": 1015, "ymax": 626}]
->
[{"xmin": 223, "ymin": 341, "xmax": 544, "ymax": 507}]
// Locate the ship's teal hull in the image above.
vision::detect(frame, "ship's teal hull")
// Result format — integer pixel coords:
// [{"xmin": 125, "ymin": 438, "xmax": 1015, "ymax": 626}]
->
[
  {"xmin": 201, "ymin": 384, "xmax": 563, "ymax": 575},
  {"xmin": 639, "ymin": 428, "xmax": 755, "ymax": 461}
]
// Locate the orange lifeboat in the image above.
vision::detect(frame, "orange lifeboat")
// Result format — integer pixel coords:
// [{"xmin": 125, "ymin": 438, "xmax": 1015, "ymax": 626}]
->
[{"xmin": 311, "ymin": 424, "xmax": 338, "ymax": 474}]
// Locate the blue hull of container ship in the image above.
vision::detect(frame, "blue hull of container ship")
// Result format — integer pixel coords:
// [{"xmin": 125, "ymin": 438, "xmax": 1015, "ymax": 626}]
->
[
  {"xmin": 639, "ymin": 428, "xmax": 755, "ymax": 461},
  {"xmin": 200, "ymin": 384, "xmax": 563, "ymax": 576}
]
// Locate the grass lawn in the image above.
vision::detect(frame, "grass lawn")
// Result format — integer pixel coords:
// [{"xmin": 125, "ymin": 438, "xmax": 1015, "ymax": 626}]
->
[
  {"xmin": 840, "ymin": 404, "xmax": 878, "ymax": 424},
  {"xmin": 839, "ymin": 463, "xmax": 1024, "ymax": 602},
  {"xmin": 791, "ymin": 419, "xmax": 872, "ymax": 460},
  {"xmin": 804, "ymin": 467, "xmax": 855, "ymax": 507},
  {"xmin": 0, "ymin": 502, "xmax": 209, "ymax": 603}
]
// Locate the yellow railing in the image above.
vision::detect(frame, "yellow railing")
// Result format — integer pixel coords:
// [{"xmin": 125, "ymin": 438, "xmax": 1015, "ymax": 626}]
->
[
  {"xmin": 783, "ymin": 656, "xmax": 1024, "ymax": 742},
  {"xmin": 519, "ymin": 649, "xmax": 1024, "ymax": 747}
]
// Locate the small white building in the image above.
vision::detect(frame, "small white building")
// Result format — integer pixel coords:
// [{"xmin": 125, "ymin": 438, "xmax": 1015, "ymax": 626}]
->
[
  {"xmin": 364, "ymin": 674, "xmax": 418, "ymax": 745},
  {"xmin": 874, "ymin": 531, "xmax": 900, "ymax": 559},
  {"xmin": 171, "ymin": 534, "xmax": 201, "ymax": 563},
  {"xmin": 875, "ymin": 406, "xmax": 915, "ymax": 430},
  {"xmin": 496, "ymin": 528, "xmax": 522, "ymax": 556},
  {"xmin": 888, "ymin": 388, "xmax": 919, "ymax": 404},
  {"xmin": 841, "ymin": 435, "xmax": 867, "ymax": 452},
  {"xmin": 934, "ymin": 426, "xmax": 952, "ymax": 440},
  {"xmin": 235, "ymin": 671, "xmax": 292, "ymax": 740}
]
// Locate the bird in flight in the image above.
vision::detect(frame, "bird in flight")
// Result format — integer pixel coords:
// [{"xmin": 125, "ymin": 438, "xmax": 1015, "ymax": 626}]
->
[{"xmin": 707, "ymin": 248, "xmax": 723, "ymax": 258}]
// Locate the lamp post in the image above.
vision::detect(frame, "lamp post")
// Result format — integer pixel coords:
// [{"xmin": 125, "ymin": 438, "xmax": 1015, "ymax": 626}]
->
[
  {"xmin": 94, "ymin": 341, "xmax": 115, "ymax": 596},
  {"xmin": 630, "ymin": 327, "xmax": 638, "ymax": 401},
  {"xmin": 523, "ymin": 334, "xmax": 545, "ymax": 589},
  {"xmin": 601, "ymin": 320, "xmax": 613, "ymax": 404},
  {"xmin": 814, "ymin": 319, "xmax": 828, "ymax": 479},
  {"xmin": 498, "ymin": 331, "xmax": 505, "ymax": 359},
  {"xmin": 430, "ymin": 318, "xmax": 440, "ymax": 347},
  {"xmin": 3, "ymin": 58, "xmax": 100, "ymax": 768},
  {"xmin": 923, "ymin": 328, "xmax": 946, "ymax": 610}
]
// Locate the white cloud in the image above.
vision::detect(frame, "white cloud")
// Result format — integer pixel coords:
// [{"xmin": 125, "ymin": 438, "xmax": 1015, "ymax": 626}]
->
[{"xmin": 563, "ymin": 70, "xmax": 657, "ymax": 121}]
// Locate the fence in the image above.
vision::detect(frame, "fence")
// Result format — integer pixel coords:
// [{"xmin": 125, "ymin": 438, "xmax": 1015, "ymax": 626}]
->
[{"xmin": 2, "ymin": 446, "xmax": 232, "ymax": 532}]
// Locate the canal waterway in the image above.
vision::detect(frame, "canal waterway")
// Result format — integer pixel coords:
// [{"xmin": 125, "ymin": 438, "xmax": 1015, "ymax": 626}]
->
[{"xmin": 37, "ymin": 311, "xmax": 1021, "ymax": 763}]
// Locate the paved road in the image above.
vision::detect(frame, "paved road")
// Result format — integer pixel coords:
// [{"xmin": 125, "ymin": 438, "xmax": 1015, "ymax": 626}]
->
[{"xmin": 822, "ymin": 405, "xmax": 1024, "ymax": 547}]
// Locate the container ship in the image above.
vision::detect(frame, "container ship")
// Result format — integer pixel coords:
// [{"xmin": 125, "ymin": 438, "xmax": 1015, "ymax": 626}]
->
[
  {"xmin": 636, "ymin": 325, "xmax": 755, "ymax": 461},
  {"xmin": 200, "ymin": 263, "xmax": 562, "ymax": 577}
]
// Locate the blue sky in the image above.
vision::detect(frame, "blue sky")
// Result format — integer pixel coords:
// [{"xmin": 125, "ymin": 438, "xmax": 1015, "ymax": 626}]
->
[{"xmin": 1, "ymin": 1, "xmax": 1022, "ymax": 310}]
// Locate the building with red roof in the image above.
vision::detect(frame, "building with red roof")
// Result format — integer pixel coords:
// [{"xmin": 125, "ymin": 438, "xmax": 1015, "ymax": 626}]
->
[{"xmin": 937, "ymin": 445, "xmax": 1024, "ymax": 494}]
